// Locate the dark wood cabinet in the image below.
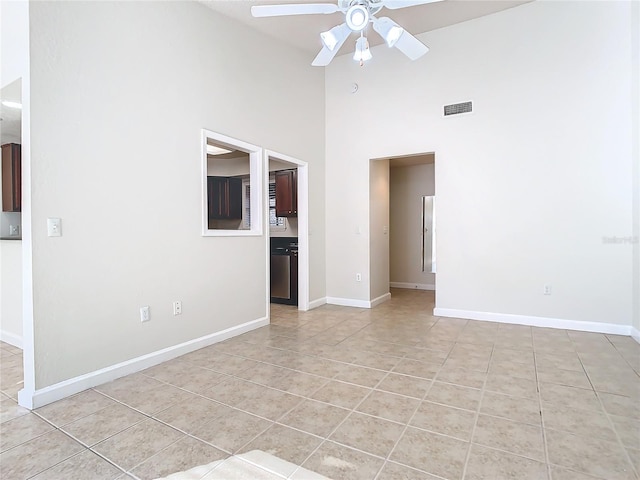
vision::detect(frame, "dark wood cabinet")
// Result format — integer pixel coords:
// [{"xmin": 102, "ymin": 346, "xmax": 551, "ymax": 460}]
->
[
  {"xmin": 1, "ymin": 143, "xmax": 21, "ymax": 212},
  {"xmin": 275, "ymin": 169, "xmax": 297, "ymax": 217},
  {"xmin": 207, "ymin": 176, "xmax": 242, "ymax": 220}
]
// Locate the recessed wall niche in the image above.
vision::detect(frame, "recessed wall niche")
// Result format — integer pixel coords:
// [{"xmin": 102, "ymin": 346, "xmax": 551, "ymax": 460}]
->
[{"xmin": 201, "ymin": 130, "xmax": 262, "ymax": 236}]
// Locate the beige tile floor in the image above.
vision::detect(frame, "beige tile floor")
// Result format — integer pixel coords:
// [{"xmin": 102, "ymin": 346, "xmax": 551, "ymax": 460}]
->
[{"xmin": 1, "ymin": 289, "xmax": 639, "ymax": 480}]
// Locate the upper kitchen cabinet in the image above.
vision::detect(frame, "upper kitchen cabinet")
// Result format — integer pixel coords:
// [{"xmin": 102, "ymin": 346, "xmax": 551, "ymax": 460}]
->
[
  {"xmin": 275, "ymin": 169, "xmax": 297, "ymax": 217},
  {"xmin": 207, "ymin": 176, "xmax": 242, "ymax": 221},
  {"xmin": 2, "ymin": 143, "xmax": 21, "ymax": 212}
]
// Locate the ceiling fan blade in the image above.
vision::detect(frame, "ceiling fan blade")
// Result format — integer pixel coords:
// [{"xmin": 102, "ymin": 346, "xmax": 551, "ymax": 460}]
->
[
  {"xmin": 393, "ymin": 29, "xmax": 429, "ymax": 60},
  {"xmin": 382, "ymin": 0, "xmax": 443, "ymax": 10},
  {"xmin": 251, "ymin": 4, "xmax": 340, "ymax": 17},
  {"xmin": 312, "ymin": 47, "xmax": 338, "ymax": 66}
]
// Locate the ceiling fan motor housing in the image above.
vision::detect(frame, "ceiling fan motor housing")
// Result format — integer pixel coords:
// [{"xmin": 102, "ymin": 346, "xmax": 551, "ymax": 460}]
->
[
  {"xmin": 345, "ymin": 4, "xmax": 369, "ymax": 31},
  {"xmin": 342, "ymin": 0, "xmax": 383, "ymax": 32}
]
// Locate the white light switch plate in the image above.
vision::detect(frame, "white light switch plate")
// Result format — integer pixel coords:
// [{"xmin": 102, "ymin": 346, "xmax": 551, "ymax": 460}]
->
[{"xmin": 47, "ymin": 218, "xmax": 62, "ymax": 237}]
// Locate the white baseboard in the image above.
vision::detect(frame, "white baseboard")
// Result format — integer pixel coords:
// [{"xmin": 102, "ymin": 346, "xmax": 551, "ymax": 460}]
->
[
  {"xmin": 326, "ymin": 293, "xmax": 390, "ymax": 309},
  {"xmin": 326, "ymin": 297, "xmax": 370, "ymax": 308},
  {"xmin": 434, "ymin": 308, "xmax": 634, "ymax": 336},
  {"xmin": 0, "ymin": 330, "xmax": 23, "ymax": 349},
  {"xmin": 370, "ymin": 292, "xmax": 391, "ymax": 307},
  {"xmin": 390, "ymin": 282, "xmax": 435, "ymax": 291},
  {"xmin": 631, "ymin": 326, "xmax": 640, "ymax": 345},
  {"xmin": 18, "ymin": 316, "xmax": 268, "ymax": 410},
  {"xmin": 308, "ymin": 297, "xmax": 327, "ymax": 310}
]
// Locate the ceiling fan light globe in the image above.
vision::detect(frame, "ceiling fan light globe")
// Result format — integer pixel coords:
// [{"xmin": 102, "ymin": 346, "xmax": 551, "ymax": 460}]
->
[
  {"xmin": 385, "ymin": 25, "xmax": 404, "ymax": 47},
  {"xmin": 353, "ymin": 36, "xmax": 372, "ymax": 62},
  {"xmin": 373, "ymin": 17, "xmax": 405, "ymax": 47},
  {"xmin": 346, "ymin": 5, "xmax": 369, "ymax": 31},
  {"xmin": 352, "ymin": 11, "xmax": 365, "ymax": 26},
  {"xmin": 320, "ymin": 23, "xmax": 351, "ymax": 52}
]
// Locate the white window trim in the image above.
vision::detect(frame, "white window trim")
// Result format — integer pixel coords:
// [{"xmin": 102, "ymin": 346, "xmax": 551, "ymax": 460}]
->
[{"xmin": 201, "ymin": 129, "xmax": 263, "ymax": 237}]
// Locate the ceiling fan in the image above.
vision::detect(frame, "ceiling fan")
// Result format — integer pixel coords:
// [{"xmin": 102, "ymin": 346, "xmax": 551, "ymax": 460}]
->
[{"xmin": 251, "ymin": 0, "xmax": 443, "ymax": 66}]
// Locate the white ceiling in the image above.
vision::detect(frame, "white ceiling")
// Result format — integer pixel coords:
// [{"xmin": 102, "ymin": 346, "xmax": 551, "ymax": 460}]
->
[{"xmin": 201, "ymin": 0, "xmax": 531, "ymax": 57}]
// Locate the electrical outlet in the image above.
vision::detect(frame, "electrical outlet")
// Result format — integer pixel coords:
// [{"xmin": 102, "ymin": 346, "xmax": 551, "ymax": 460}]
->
[
  {"xmin": 9, "ymin": 225, "xmax": 19, "ymax": 236},
  {"xmin": 543, "ymin": 285, "xmax": 552, "ymax": 295},
  {"xmin": 356, "ymin": 273, "xmax": 362, "ymax": 282},
  {"xmin": 173, "ymin": 301, "xmax": 182, "ymax": 316},
  {"xmin": 140, "ymin": 306, "xmax": 150, "ymax": 322}
]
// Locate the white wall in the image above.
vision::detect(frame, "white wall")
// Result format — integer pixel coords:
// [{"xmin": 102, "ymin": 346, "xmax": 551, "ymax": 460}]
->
[
  {"xmin": 390, "ymin": 163, "xmax": 435, "ymax": 288},
  {"xmin": 27, "ymin": 1, "xmax": 325, "ymax": 395},
  {"xmin": 369, "ymin": 159, "xmax": 389, "ymax": 301},
  {"xmin": 326, "ymin": 1, "xmax": 635, "ymax": 327},
  {"xmin": 0, "ymin": 240, "xmax": 22, "ymax": 347}
]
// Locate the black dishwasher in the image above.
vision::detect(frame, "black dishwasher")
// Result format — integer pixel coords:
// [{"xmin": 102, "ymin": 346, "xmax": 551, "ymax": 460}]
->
[{"xmin": 270, "ymin": 237, "xmax": 298, "ymax": 306}]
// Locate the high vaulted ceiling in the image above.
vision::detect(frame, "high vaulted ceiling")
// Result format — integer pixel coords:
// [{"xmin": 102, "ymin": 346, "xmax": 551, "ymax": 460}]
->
[{"xmin": 201, "ymin": 0, "xmax": 531, "ymax": 57}]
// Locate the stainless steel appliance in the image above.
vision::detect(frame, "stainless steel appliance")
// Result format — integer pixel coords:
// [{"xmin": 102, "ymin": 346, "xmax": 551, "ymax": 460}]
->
[{"xmin": 270, "ymin": 237, "xmax": 298, "ymax": 305}]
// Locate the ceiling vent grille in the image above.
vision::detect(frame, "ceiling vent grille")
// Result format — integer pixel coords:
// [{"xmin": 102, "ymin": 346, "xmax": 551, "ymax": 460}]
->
[{"xmin": 444, "ymin": 101, "xmax": 472, "ymax": 116}]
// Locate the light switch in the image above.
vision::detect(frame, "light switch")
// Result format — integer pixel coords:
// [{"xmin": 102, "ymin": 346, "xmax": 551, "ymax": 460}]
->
[{"xmin": 47, "ymin": 218, "xmax": 62, "ymax": 237}]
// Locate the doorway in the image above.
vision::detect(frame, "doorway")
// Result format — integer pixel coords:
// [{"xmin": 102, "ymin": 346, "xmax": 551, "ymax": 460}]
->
[
  {"xmin": 369, "ymin": 152, "xmax": 436, "ymax": 302},
  {"xmin": 264, "ymin": 150, "xmax": 309, "ymax": 315},
  {"xmin": 389, "ymin": 153, "xmax": 436, "ymax": 291}
]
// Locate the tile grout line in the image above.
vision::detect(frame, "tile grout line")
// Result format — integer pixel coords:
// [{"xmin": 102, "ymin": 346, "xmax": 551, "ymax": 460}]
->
[
  {"xmin": 22, "ymin": 447, "xmax": 124, "ymax": 480},
  {"xmin": 533, "ymin": 335, "xmax": 554, "ymax": 480},
  {"xmin": 373, "ymin": 349, "xmax": 443, "ymax": 480},
  {"xmin": 458, "ymin": 342, "xmax": 494, "ymax": 480},
  {"xmin": 590, "ymin": 383, "xmax": 640, "ymax": 479},
  {"xmin": 133, "ymin": 351, "xmax": 441, "ymax": 448},
  {"xmin": 61, "ymin": 389, "xmax": 228, "ymax": 478},
  {"xmin": 575, "ymin": 334, "xmax": 640, "ymax": 479},
  {"xmin": 537, "ymin": 332, "xmax": 636, "ymax": 480},
  {"xmin": 14, "ymin": 403, "xmax": 130, "ymax": 480},
  {"xmin": 286, "ymin": 359, "xmax": 403, "ymax": 480}
]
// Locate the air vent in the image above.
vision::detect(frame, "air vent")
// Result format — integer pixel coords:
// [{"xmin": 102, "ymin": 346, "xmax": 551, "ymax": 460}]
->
[{"xmin": 444, "ymin": 101, "xmax": 472, "ymax": 116}]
